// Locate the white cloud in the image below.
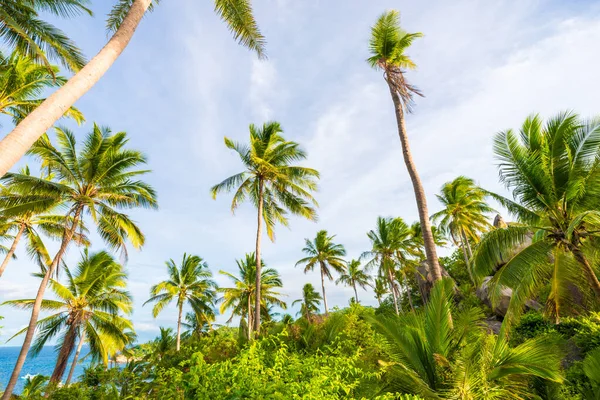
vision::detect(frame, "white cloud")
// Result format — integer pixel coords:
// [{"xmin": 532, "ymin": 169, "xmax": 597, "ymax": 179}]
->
[{"xmin": 248, "ymin": 59, "xmax": 280, "ymax": 120}]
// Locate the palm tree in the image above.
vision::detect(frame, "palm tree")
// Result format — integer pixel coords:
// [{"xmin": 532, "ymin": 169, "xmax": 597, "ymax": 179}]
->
[
  {"xmin": 296, "ymin": 230, "xmax": 346, "ymax": 316},
  {"xmin": 0, "ymin": 0, "xmax": 89, "ymax": 72},
  {"xmin": 336, "ymin": 259, "xmax": 371, "ymax": 303},
  {"xmin": 372, "ymin": 279, "xmax": 564, "ymax": 398},
  {"xmin": 0, "ymin": 0, "xmax": 267, "ymax": 179},
  {"xmin": 182, "ymin": 311, "xmax": 215, "ymax": 340},
  {"xmin": 152, "ymin": 327, "xmax": 175, "ymax": 360},
  {"xmin": 4, "ymin": 250, "xmax": 133, "ymax": 385},
  {"xmin": 292, "ymin": 283, "xmax": 322, "ymax": 322},
  {"xmin": 212, "ymin": 122, "xmax": 318, "ymax": 333},
  {"xmin": 367, "ymin": 10, "xmax": 442, "ymax": 283},
  {"xmin": 218, "ymin": 253, "xmax": 286, "ymax": 340},
  {"xmin": 0, "ymin": 168, "xmax": 89, "ymax": 279},
  {"xmin": 0, "ymin": 125, "xmax": 156, "ymax": 399},
  {"xmin": 0, "ymin": 52, "xmax": 84, "ymax": 124},
  {"xmin": 17, "ymin": 374, "xmax": 48, "ymax": 399},
  {"xmin": 432, "ymin": 176, "xmax": 494, "ymax": 283},
  {"xmin": 373, "ymin": 276, "xmax": 388, "ymax": 306},
  {"xmin": 473, "ymin": 113, "xmax": 600, "ymax": 323},
  {"xmin": 144, "ymin": 253, "xmax": 217, "ymax": 351}
]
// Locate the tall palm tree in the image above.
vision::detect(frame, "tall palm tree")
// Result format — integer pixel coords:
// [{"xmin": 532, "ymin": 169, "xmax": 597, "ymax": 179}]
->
[
  {"xmin": 152, "ymin": 327, "xmax": 175, "ymax": 360},
  {"xmin": 0, "ymin": 52, "xmax": 84, "ymax": 125},
  {"xmin": 0, "ymin": 167, "xmax": 89, "ymax": 279},
  {"xmin": 296, "ymin": 230, "xmax": 346, "ymax": 316},
  {"xmin": 473, "ymin": 112, "xmax": 600, "ymax": 324},
  {"xmin": 218, "ymin": 253, "xmax": 286, "ymax": 340},
  {"xmin": 144, "ymin": 253, "xmax": 217, "ymax": 351},
  {"xmin": 336, "ymin": 259, "xmax": 371, "ymax": 303},
  {"xmin": 292, "ymin": 283, "xmax": 322, "ymax": 322},
  {"xmin": 0, "ymin": 0, "xmax": 267, "ymax": 178},
  {"xmin": 367, "ymin": 10, "xmax": 442, "ymax": 283},
  {"xmin": 432, "ymin": 176, "xmax": 494, "ymax": 283},
  {"xmin": 0, "ymin": 125, "xmax": 156, "ymax": 399},
  {"xmin": 3, "ymin": 250, "xmax": 133, "ymax": 385},
  {"xmin": 212, "ymin": 122, "xmax": 318, "ymax": 333},
  {"xmin": 182, "ymin": 311, "xmax": 215, "ymax": 340},
  {"xmin": 372, "ymin": 279, "xmax": 564, "ymax": 398},
  {"xmin": 0, "ymin": 0, "xmax": 89, "ymax": 72}
]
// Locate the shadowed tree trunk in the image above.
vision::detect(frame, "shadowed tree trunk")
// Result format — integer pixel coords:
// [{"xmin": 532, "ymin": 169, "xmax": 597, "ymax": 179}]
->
[
  {"xmin": 0, "ymin": 0, "xmax": 152, "ymax": 178},
  {"xmin": 386, "ymin": 79, "xmax": 442, "ymax": 283},
  {"xmin": 176, "ymin": 302, "xmax": 183, "ymax": 351},
  {"xmin": 0, "ymin": 223, "xmax": 24, "ymax": 278},
  {"xmin": 388, "ymin": 269, "xmax": 400, "ymax": 315},
  {"xmin": 247, "ymin": 296, "xmax": 252, "ymax": 341},
  {"xmin": 352, "ymin": 280, "xmax": 359, "ymax": 303},
  {"xmin": 460, "ymin": 229, "xmax": 475, "ymax": 284},
  {"xmin": 253, "ymin": 179, "xmax": 264, "ymax": 334},
  {"xmin": 320, "ymin": 262, "xmax": 329, "ymax": 316},
  {"xmin": 50, "ymin": 323, "xmax": 78, "ymax": 384},
  {"xmin": 2, "ymin": 206, "xmax": 82, "ymax": 400},
  {"xmin": 572, "ymin": 246, "xmax": 600, "ymax": 297},
  {"xmin": 65, "ymin": 329, "xmax": 86, "ymax": 386}
]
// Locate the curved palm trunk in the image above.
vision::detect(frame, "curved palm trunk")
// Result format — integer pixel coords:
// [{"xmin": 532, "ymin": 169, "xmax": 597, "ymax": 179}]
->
[
  {"xmin": 320, "ymin": 263, "xmax": 329, "ymax": 316},
  {"xmin": 352, "ymin": 280, "xmax": 359, "ymax": 303},
  {"xmin": 253, "ymin": 179, "xmax": 264, "ymax": 335},
  {"xmin": 388, "ymin": 270, "xmax": 400, "ymax": 315},
  {"xmin": 572, "ymin": 247, "xmax": 600, "ymax": 297},
  {"xmin": 0, "ymin": 223, "xmax": 25, "ymax": 278},
  {"xmin": 459, "ymin": 229, "xmax": 475, "ymax": 285},
  {"xmin": 2, "ymin": 206, "xmax": 82, "ymax": 400},
  {"xmin": 0, "ymin": 0, "xmax": 152, "ymax": 178},
  {"xmin": 50, "ymin": 324, "xmax": 78, "ymax": 384},
  {"xmin": 65, "ymin": 329, "xmax": 86, "ymax": 386},
  {"xmin": 376, "ymin": 295, "xmax": 382, "ymax": 307},
  {"xmin": 176, "ymin": 302, "xmax": 183, "ymax": 351},
  {"xmin": 247, "ymin": 296, "xmax": 252, "ymax": 341},
  {"xmin": 386, "ymin": 80, "xmax": 442, "ymax": 283}
]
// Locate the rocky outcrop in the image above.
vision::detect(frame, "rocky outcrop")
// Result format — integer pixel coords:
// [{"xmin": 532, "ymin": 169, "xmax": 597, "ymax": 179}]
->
[
  {"xmin": 415, "ymin": 261, "xmax": 453, "ymax": 302},
  {"xmin": 476, "ymin": 276, "xmax": 541, "ymax": 316}
]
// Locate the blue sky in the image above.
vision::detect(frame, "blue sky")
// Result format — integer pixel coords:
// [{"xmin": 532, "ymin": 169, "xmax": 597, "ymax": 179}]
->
[{"xmin": 2, "ymin": 0, "xmax": 600, "ymax": 345}]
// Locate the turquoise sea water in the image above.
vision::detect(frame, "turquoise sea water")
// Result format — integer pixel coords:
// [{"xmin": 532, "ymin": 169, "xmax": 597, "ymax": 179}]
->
[{"xmin": 0, "ymin": 346, "xmax": 91, "ymax": 394}]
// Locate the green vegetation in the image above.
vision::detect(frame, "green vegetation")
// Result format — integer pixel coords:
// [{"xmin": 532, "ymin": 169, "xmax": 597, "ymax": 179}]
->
[{"xmin": 0, "ymin": 4, "xmax": 599, "ymax": 400}]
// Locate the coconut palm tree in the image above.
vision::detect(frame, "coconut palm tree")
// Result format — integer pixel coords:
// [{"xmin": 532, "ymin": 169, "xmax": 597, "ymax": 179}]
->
[
  {"xmin": 0, "ymin": 0, "xmax": 267, "ymax": 179},
  {"xmin": 0, "ymin": 125, "xmax": 156, "ymax": 399},
  {"xmin": 0, "ymin": 0, "xmax": 89, "ymax": 72},
  {"xmin": 473, "ymin": 112, "xmax": 600, "ymax": 324},
  {"xmin": 182, "ymin": 311, "xmax": 216, "ymax": 340},
  {"xmin": 144, "ymin": 254, "xmax": 217, "ymax": 351},
  {"xmin": 372, "ymin": 279, "xmax": 564, "ymax": 398},
  {"xmin": 373, "ymin": 276, "xmax": 388, "ymax": 306},
  {"xmin": 336, "ymin": 259, "xmax": 371, "ymax": 303},
  {"xmin": 292, "ymin": 283, "xmax": 322, "ymax": 322},
  {"xmin": 218, "ymin": 253, "xmax": 286, "ymax": 340},
  {"xmin": 367, "ymin": 10, "xmax": 442, "ymax": 283},
  {"xmin": 0, "ymin": 52, "xmax": 84, "ymax": 125},
  {"xmin": 17, "ymin": 374, "xmax": 48, "ymax": 399},
  {"xmin": 0, "ymin": 167, "xmax": 89, "ymax": 279},
  {"xmin": 432, "ymin": 176, "xmax": 494, "ymax": 283},
  {"xmin": 212, "ymin": 122, "xmax": 318, "ymax": 333},
  {"xmin": 3, "ymin": 250, "xmax": 133, "ymax": 385},
  {"xmin": 152, "ymin": 327, "xmax": 175, "ymax": 360},
  {"xmin": 296, "ymin": 230, "xmax": 346, "ymax": 316}
]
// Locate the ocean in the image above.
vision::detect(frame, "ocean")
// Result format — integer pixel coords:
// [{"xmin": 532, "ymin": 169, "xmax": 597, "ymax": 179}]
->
[{"xmin": 0, "ymin": 346, "xmax": 91, "ymax": 394}]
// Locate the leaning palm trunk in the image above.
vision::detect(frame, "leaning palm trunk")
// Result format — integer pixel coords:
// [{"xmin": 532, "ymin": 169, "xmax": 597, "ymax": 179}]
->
[
  {"xmin": 247, "ymin": 296, "xmax": 252, "ymax": 341},
  {"xmin": 176, "ymin": 302, "xmax": 183, "ymax": 351},
  {"xmin": 2, "ymin": 207, "xmax": 82, "ymax": 400},
  {"xmin": 0, "ymin": 224, "xmax": 24, "ymax": 278},
  {"xmin": 388, "ymin": 269, "xmax": 400, "ymax": 315},
  {"xmin": 320, "ymin": 263, "xmax": 329, "ymax": 316},
  {"xmin": 65, "ymin": 330, "xmax": 86, "ymax": 386},
  {"xmin": 459, "ymin": 230, "xmax": 475, "ymax": 285},
  {"xmin": 0, "ymin": 0, "xmax": 151, "ymax": 178},
  {"xmin": 572, "ymin": 247, "xmax": 600, "ymax": 297},
  {"xmin": 352, "ymin": 280, "xmax": 359, "ymax": 303},
  {"xmin": 50, "ymin": 323, "xmax": 78, "ymax": 384},
  {"xmin": 253, "ymin": 180, "xmax": 264, "ymax": 334},
  {"xmin": 386, "ymin": 81, "xmax": 442, "ymax": 283}
]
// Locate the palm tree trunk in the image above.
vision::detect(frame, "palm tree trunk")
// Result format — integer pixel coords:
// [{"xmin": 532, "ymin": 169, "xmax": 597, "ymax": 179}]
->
[
  {"xmin": 376, "ymin": 295, "xmax": 381, "ymax": 307},
  {"xmin": 320, "ymin": 263, "xmax": 329, "ymax": 316},
  {"xmin": 386, "ymin": 80, "xmax": 442, "ymax": 283},
  {"xmin": 0, "ymin": 223, "xmax": 25, "ymax": 278},
  {"xmin": 253, "ymin": 179, "xmax": 264, "ymax": 334},
  {"xmin": 50, "ymin": 323, "xmax": 78, "ymax": 384},
  {"xmin": 353, "ymin": 280, "xmax": 359, "ymax": 303},
  {"xmin": 388, "ymin": 270, "xmax": 399, "ymax": 315},
  {"xmin": 247, "ymin": 296, "xmax": 252, "ymax": 341},
  {"xmin": 0, "ymin": 0, "xmax": 152, "ymax": 178},
  {"xmin": 176, "ymin": 302, "xmax": 183, "ymax": 351},
  {"xmin": 65, "ymin": 329, "xmax": 86, "ymax": 386},
  {"xmin": 572, "ymin": 246, "xmax": 600, "ymax": 298},
  {"xmin": 2, "ymin": 206, "xmax": 82, "ymax": 400},
  {"xmin": 406, "ymin": 284, "xmax": 415, "ymax": 311},
  {"xmin": 459, "ymin": 229, "xmax": 475, "ymax": 285}
]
